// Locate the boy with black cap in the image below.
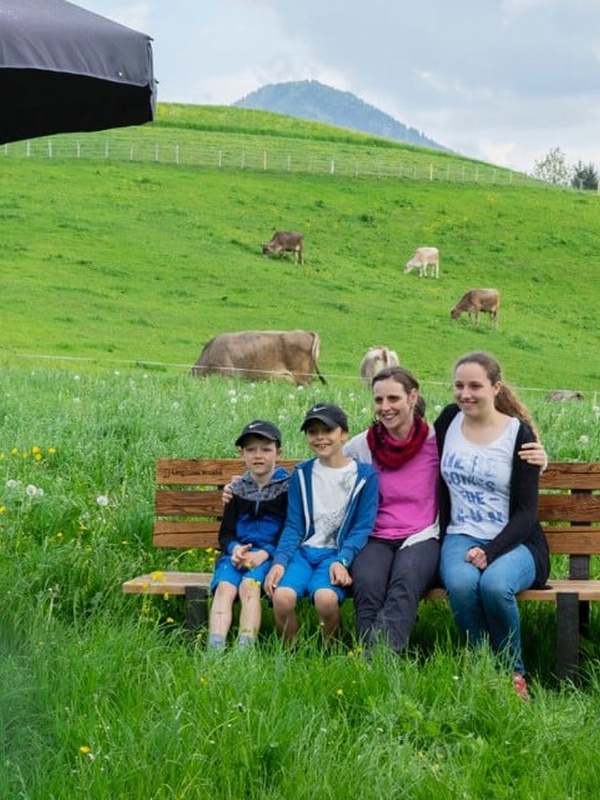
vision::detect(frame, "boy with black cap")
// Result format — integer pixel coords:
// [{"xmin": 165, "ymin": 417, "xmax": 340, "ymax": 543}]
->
[
  {"xmin": 264, "ymin": 403, "xmax": 378, "ymax": 643},
  {"xmin": 208, "ymin": 420, "xmax": 289, "ymax": 649}
]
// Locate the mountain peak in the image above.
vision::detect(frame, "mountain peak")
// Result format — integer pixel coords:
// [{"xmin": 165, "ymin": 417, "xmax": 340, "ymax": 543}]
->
[{"xmin": 232, "ymin": 79, "xmax": 448, "ymax": 151}]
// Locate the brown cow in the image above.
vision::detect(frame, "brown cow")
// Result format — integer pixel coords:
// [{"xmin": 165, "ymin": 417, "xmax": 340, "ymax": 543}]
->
[
  {"xmin": 450, "ymin": 288, "xmax": 500, "ymax": 326},
  {"xmin": 359, "ymin": 346, "xmax": 400, "ymax": 387},
  {"xmin": 262, "ymin": 231, "xmax": 304, "ymax": 264},
  {"xmin": 191, "ymin": 330, "xmax": 326, "ymax": 385}
]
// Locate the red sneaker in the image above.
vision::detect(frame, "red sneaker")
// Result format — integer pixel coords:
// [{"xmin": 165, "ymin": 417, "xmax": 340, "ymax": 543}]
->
[{"xmin": 513, "ymin": 672, "xmax": 530, "ymax": 701}]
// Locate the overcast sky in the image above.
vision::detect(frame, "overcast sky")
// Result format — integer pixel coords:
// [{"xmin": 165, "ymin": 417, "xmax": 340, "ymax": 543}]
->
[{"xmin": 77, "ymin": 0, "xmax": 600, "ymax": 174}]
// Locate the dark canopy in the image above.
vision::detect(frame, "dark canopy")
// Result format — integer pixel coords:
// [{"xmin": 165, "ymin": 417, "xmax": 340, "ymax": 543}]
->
[{"xmin": 0, "ymin": 0, "xmax": 156, "ymax": 144}]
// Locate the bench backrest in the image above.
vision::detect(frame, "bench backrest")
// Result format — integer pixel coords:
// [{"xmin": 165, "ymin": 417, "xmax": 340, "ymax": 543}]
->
[{"xmin": 154, "ymin": 459, "xmax": 600, "ymax": 575}]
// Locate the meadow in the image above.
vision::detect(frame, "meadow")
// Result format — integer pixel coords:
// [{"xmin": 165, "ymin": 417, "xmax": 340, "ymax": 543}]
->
[{"xmin": 1, "ymin": 106, "xmax": 600, "ymax": 798}]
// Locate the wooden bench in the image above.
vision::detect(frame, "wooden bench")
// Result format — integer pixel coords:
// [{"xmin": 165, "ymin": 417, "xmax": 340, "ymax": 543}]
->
[{"xmin": 122, "ymin": 459, "xmax": 600, "ymax": 681}]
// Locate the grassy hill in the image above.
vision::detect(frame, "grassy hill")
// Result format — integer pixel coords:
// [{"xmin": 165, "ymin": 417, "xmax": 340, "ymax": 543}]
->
[{"xmin": 1, "ymin": 103, "xmax": 598, "ymax": 394}]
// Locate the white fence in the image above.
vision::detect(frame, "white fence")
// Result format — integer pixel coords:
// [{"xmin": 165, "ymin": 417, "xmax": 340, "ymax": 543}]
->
[{"xmin": 1, "ymin": 136, "xmax": 550, "ymax": 188}]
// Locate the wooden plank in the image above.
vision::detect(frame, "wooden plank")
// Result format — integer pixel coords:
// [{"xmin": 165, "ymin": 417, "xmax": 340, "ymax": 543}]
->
[
  {"xmin": 543, "ymin": 530, "xmax": 600, "ymax": 554},
  {"xmin": 152, "ymin": 530, "xmax": 220, "ymax": 549},
  {"xmin": 155, "ymin": 489, "xmax": 223, "ymax": 517},
  {"xmin": 156, "ymin": 458, "xmax": 299, "ymax": 485},
  {"xmin": 537, "ymin": 494, "xmax": 600, "ymax": 522},
  {"xmin": 540, "ymin": 462, "xmax": 600, "ymax": 490},
  {"xmin": 122, "ymin": 571, "xmax": 212, "ymax": 595}
]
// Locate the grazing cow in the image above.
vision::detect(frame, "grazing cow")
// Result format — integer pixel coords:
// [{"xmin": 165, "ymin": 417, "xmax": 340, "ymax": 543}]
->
[
  {"xmin": 547, "ymin": 390, "xmax": 584, "ymax": 402},
  {"xmin": 359, "ymin": 346, "xmax": 400, "ymax": 387},
  {"xmin": 403, "ymin": 246, "xmax": 439, "ymax": 279},
  {"xmin": 191, "ymin": 330, "xmax": 326, "ymax": 386},
  {"xmin": 450, "ymin": 288, "xmax": 500, "ymax": 326},
  {"xmin": 262, "ymin": 231, "xmax": 304, "ymax": 264}
]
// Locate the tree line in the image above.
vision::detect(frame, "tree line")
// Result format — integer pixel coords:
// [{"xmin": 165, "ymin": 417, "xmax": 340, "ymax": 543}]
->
[{"xmin": 532, "ymin": 147, "xmax": 599, "ymax": 190}]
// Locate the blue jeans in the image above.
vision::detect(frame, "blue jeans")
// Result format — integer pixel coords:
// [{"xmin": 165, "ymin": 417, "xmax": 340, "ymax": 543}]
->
[{"xmin": 439, "ymin": 534, "xmax": 535, "ymax": 674}]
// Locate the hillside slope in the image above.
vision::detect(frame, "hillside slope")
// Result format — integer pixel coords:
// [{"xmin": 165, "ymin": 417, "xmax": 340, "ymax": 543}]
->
[{"xmin": 0, "ymin": 104, "xmax": 597, "ymax": 395}]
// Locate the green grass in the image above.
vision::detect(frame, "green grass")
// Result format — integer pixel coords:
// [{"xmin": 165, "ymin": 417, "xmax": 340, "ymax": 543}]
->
[
  {"xmin": 1, "ymin": 103, "xmax": 598, "ymax": 393},
  {"xmin": 1, "ymin": 105, "xmax": 600, "ymax": 798},
  {"xmin": 0, "ymin": 366, "xmax": 599, "ymax": 798}
]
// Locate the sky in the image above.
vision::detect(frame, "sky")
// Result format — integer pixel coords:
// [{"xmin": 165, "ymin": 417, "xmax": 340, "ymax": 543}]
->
[{"xmin": 77, "ymin": 0, "xmax": 600, "ymax": 174}]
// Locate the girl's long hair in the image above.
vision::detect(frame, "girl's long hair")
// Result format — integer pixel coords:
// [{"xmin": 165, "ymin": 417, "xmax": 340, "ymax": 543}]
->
[{"xmin": 454, "ymin": 351, "xmax": 536, "ymax": 432}]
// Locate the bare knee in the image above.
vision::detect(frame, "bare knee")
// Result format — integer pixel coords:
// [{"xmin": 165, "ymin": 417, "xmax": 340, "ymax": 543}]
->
[
  {"xmin": 273, "ymin": 587, "xmax": 297, "ymax": 615},
  {"xmin": 239, "ymin": 578, "xmax": 261, "ymax": 604},
  {"xmin": 313, "ymin": 588, "xmax": 339, "ymax": 618}
]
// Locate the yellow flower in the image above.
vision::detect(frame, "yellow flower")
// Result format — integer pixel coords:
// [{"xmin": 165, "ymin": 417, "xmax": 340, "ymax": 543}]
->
[
  {"xmin": 10, "ymin": 448, "xmax": 18, "ymax": 456},
  {"xmin": 79, "ymin": 745, "xmax": 91, "ymax": 754},
  {"xmin": 166, "ymin": 616, "xmax": 175, "ymax": 624},
  {"xmin": 48, "ymin": 447, "xmax": 57, "ymax": 454},
  {"xmin": 150, "ymin": 571, "xmax": 166, "ymax": 582},
  {"xmin": 163, "ymin": 592, "xmax": 170, "ymax": 600},
  {"xmin": 0, "ymin": 453, "xmax": 5, "ymax": 460},
  {"xmin": 56, "ymin": 531, "xmax": 63, "ymax": 539},
  {"xmin": 199, "ymin": 677, "xmax": 208, "ymax": 686},
  {"xmin": 336, "ymin": 688, "xmax": 344, "ymax": 697},
  {"xmin": 0, "ymin": 506, "xmax": 5, "ymax": 515},
  {"xmin": 34, "ymin": 453, "xmax": 43, "ymax": 461},
  {"xmin": 32, "ymin": 446, "xmax": 41, "ymax": 454}
]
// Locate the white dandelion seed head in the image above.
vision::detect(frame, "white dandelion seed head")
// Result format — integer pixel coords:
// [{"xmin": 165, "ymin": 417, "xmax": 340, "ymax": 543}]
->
[
  {"xmin": 578, "ymin": 435, "xmax": 589, "ymax": 445},
  {"xmin": 36, "ymin": 487, "xmax": 44, "ymax": 498},
  {"xmin": 73, "ymin": 397, "xmax": 81, "ymax": 404},
  {"xmin": 435, "ymin": 404, "xmax": 442, "ymax": 413},
  {"xmin": 6, "ymin": 479, "xmax": 20, "ymax": 489},
  {"xmin": 230, "ymin": 397, "xmax": 238, "ymax": 404},
  {"xmin": 74, "ymin": 374, "xmax": 81, "ymax": 381},
  {"xmin": 26, "ymin": 484, "xmax": 38, "ymax": 496},
  {"xmin": 172, "ymin": 401, "xmax": 180, "ymax": 409},
  {"xmin": 96, "ymin": 495, "xmax": 109, "ymax": 507},
  {"xmin": 228, "ymin": 389, "xmax": 237, "ymax": 397}
]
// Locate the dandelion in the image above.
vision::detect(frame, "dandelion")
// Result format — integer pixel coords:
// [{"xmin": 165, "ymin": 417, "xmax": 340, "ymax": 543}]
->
[
  {"xmin": 35, "ymin": 487, "xmax": 44, "ymax": 498},
  {"xmin": 96, "ymin": 495, "xmax": 109, "ymax": 507},
  {"xmin": 578, "ymin": 435, "xmax": 589, "ymax": 445},
  {"xmin": 79, "ymin": 745, "xmax": 91, "ymax": 754},
  {"xmin": 73, "ymin": 397, "xmax": 81, "ymax": 404},
  {"xmin": 166, "ymin": 617, "xmax": 175, "ymax": 624},
  {"xmin": 6, "ymin": 479, "xmax": 20, "ymax": 489},
  {"xmin": 228, "ymin": 389, "xmax": 237, "ymax": 397},
  {"xmin": 34, "ymin": 453, "xmax": 43, "ymax": 461},
  {"xmin": 32, "ymin": 446, "xmax": 41, "ymax": 454},
  {"xmin": 10, "ymin": 448, "xmax": 18, "ymax": 456},
  {"xmin": 434, "ymin": 404, "xmax": 442, "ymax": 413},
  {"xmin": 0, "ymin": 506, "xmax": 6, "ymax": 514},
  {"xmin": 26, "ymin": 484, "xmax": 38, "ymax": 496},
  {"xmin": 74, "ymin": 374, "xmax": 81, "ymax": 381},
  {"xmin": 172, "ymin": 401, "xmax": 180, "ymax": 409},
  {"xmin": 56, "ymin": 532, "xmax": 64, "ymax": 539},
  {"xmin": 48, "ymin": 447, "xmax": 56, "ymax": 455},
  {"xmin": 199, "ymin": 677, "xmax": 208, "ymax": 686},
  {"xmin": 336, "ymin": 688, "xmax": 344, "ymax": 697},
  {"xmin": 150, "ymin": 571, "xmax": 166, "ymax": 582}
]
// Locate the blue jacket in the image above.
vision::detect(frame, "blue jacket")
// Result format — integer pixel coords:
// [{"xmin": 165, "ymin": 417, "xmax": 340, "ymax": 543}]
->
[
  {"xmin": 273, "ymin": 457, "xmax": 379, "ymax": 568},
  {"xmin": 218, "ymin": 466, "xmax": 289, "ymax": 557}
]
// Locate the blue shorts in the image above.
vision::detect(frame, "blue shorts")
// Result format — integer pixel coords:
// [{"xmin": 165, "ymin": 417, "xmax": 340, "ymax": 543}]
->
[
  {"xmin": 277, "ymin": 546, "xmax": 346, "ymax": 603},
  {"xmin": 210, "ymin": 552, "xmax": 272, "ymax": 593}
]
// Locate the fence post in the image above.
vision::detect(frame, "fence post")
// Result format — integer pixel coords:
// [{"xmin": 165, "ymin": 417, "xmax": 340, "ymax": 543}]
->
[
  {"xmin": 263, "ymin": 150, "xmax": 267, "ymax": 171},
  {"xmin": 287, "ymin": 155, "xmax": 291, "ymax": 171},
  {"xmin": 48, "ymin": 140, "xmax": 52, "ymax": 158},
  {"xmin": 105, "ymin": 141, "xmax": 109, "ymax": 159},
  {"xmin": 429, "ymin": 164, "xmax": 433, "ymax": 181},
  {"xmin": 330, "ymin": 160, "xmax": 335, "ymax": 175},
  {"xmin": 26, "ymin": 141, "xmax": 31, "ymax": 158},
  {"xmin": 175, "ymin": 145, "xmax": 180, "ymax": 165},
  {"xmin": 129, "ymin": 144, "xmax": 134, "ymax": 161}
]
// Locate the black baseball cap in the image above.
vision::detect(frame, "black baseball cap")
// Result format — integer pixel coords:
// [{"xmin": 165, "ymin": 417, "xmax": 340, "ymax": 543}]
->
[
  {"xmin": 300, "ymin": 403, "xmax": 349, "ymax": 432},
  {"xmin": 235, "ymin": 420, "xmax": 282, "ymax": 447}
]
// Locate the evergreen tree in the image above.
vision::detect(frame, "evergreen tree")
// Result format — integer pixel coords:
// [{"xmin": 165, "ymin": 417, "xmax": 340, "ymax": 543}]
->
[{"xmin": 571, "ymin": 160, "xmax": 599, "ymax": 190}]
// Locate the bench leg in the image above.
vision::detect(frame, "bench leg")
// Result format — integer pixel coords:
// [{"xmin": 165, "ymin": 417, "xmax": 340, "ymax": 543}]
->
[
  {"xmin": 555, "ymin": 593, "xmax": 580, "ymax": 682},
  {"xmin": 184, "ymin": 585, "xmax": 208, "ymax": 632}
]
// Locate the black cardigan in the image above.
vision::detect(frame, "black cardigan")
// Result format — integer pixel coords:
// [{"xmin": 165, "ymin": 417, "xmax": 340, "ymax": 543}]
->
[{"xmin": 434, "ymin": 404, "xmax": 550, "ymax": 588}]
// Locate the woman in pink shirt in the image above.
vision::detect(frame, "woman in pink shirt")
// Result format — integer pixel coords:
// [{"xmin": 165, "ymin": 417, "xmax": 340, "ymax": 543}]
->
[{"xmin": 344, "ymin": 366, "xmax": 440, "ymax": 653}]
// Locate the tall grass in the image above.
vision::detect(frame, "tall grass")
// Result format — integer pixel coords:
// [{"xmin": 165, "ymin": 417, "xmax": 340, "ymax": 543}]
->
[{"xmin": 1, "ymin": 365, "xmax": 600, "ymax": 798}]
